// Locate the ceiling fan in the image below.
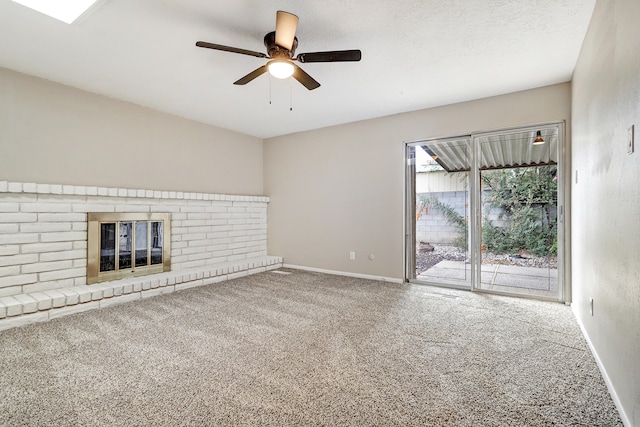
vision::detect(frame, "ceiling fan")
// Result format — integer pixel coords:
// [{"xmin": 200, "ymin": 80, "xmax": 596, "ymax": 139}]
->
[{"xmin": 196, "ymin": 11, "xmax": 362, "ymax": 90}]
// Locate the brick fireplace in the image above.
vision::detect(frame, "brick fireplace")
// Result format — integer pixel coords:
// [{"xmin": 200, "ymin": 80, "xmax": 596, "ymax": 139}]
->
[{"xmin": 0, "ymin": 180, "xmax": 282, "ymax": 330}]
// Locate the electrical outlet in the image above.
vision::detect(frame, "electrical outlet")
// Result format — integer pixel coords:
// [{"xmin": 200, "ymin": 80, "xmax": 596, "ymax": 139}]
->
[
  {"xmin": 590, "ymin": 298, "xmax": 594, "ymax": 316},
  {"xmin": 629, "ymin": 125, "xmax": 635, "ymax": 154},
  {"xmin": 349, "ymin": 251, "xmax": 356, "ymax": 261}
]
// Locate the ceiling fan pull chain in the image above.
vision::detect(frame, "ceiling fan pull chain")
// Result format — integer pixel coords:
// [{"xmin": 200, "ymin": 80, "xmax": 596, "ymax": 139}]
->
[
  {"xmin": 269, "ymin": 78, "xmax": 272, "ymax": 105},
  {"xmin": 290, "ymin": 84, "xmax": 293, "ymax": 111}
]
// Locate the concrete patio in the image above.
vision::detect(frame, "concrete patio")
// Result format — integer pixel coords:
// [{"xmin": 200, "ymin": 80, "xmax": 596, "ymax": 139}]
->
[{"xmin": 417, "ymin": 260, "xmax": 558, "ymax": 298}]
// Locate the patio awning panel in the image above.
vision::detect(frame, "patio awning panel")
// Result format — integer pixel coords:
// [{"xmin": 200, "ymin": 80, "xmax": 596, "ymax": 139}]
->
[
  {"xmin": 421, "ymin": 138, "xmax": 471, "ymax": 173},
  {"xmin": 421, "ymin": 128, "xmax": 558, "ymax": 172}
]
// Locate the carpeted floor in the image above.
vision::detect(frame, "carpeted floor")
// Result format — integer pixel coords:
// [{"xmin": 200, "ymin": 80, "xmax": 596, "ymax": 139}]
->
[{"xmin": 0, "ymin": 269, "xmax": 622, "ymax": 426}]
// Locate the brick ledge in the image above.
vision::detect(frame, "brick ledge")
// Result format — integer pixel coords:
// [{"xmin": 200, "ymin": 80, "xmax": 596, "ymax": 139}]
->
[
  {"xmin": 0, "ymin": 180, "xmax": 269, "ymax": 203},
  {"xmin": 0, "ymin": 255, "xmax": 283, "ymax": 332}
]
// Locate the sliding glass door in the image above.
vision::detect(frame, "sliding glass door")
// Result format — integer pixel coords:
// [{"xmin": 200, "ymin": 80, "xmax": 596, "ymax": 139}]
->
[
  {"xmin": 475, "ymin": 127, "xmax": 561, "ymax": 299},
  {"xmin": 405, "ymin": 123, "xmax": 564, "ymax": 301},
  {"xmin": 405, "ymin": 137, "xmax": 472, "ymax": 288}
]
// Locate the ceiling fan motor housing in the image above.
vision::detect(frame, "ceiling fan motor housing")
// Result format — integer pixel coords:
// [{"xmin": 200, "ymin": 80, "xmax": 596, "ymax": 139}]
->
[{"xmin": 264, "ymin": 31, "xmax": 297, "ymax": 58}]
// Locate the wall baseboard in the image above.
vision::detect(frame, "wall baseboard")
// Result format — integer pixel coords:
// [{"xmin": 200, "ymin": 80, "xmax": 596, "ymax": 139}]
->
[
  {"xmin": 572, "ymin": 305, "xmax": 632, "ymax": 427},
  {"xmin": 282, "ymin": 264, "xmax": 403, "ymax": 284}
]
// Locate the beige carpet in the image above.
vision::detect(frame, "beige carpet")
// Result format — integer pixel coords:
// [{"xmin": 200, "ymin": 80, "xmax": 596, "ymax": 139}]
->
[{"xmin": 0, "ymin": 269, "xmax": 622, "ymax": 426}]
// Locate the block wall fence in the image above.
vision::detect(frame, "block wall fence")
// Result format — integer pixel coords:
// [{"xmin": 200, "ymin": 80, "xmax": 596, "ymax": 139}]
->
[
  {"xmin": 416, "ymin": 191, "xmax": 467, "ymax": 244},
  {"xmin": 0, "ymin": 180, "xmax": 272, "ymax": 298},
  {"xmin": 416, "ymin": 190, "xmax": 526, "ymax": 245}
]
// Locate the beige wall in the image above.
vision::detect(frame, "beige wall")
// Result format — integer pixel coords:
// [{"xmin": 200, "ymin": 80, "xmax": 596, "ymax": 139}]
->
[
  {"xmin": 264, "ymin": 82, "xmax": 571, "ymax": 279},
  {"xmin": 571, "ymin": 0, "xmax": 640, "ymax": 424},
  {"xmin": 0, "ymin": 68, "xmax": 263, "ymax": 196}
]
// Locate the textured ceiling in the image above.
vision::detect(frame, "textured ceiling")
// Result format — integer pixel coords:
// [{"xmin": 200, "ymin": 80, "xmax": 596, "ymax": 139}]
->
[{"xmin": 0, "ymin": 0, "xmax": 595, "ymax": 138}]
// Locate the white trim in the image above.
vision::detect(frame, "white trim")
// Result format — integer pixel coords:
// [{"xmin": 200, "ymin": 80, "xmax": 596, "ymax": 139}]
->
[
  {"xmin": 283, "ymin": 264, "xmax": 403, "ymax": 284},
  {"xmin": 572, "ymin": 306, "xmax": 631, "ymax": 427}
]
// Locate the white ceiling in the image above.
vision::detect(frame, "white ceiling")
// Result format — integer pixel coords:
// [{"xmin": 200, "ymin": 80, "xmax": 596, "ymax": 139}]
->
[{"xmin": 0, "ymin": 0, "xmax": 595, "ymax": 139}]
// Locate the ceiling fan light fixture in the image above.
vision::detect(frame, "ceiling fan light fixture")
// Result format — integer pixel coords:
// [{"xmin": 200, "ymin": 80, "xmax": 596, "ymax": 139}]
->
[
  {"xmin": 196, "ymin": 10, "xmax": 361, "ymax": 90},
  {"xmin": 533, "ymin": 130, "xmax": 545, "ymax": 145},
  {"xmin": 268, "ymin": 60, "xmax": 295, "ymax": 79}
]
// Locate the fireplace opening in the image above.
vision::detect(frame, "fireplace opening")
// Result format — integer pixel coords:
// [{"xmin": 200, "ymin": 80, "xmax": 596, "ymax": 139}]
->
[{"xmin": 87, "ymin": 213, "xmax": 171, "ymax": 284}]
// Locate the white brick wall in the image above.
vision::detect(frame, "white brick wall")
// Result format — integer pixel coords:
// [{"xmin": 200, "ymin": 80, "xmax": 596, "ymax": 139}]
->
[{"xmin": 0, "ymin": 181, "xmax": 270, "ymax": 297}]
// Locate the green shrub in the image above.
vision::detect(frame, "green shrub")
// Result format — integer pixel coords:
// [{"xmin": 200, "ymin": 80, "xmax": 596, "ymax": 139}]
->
[{"xmin": 481, "ymin": 166, "xmax": 557, "ymax": 256}]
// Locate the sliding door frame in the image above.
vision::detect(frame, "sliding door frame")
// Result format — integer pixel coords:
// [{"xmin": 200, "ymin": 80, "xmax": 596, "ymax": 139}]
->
[
  {"xmin": 404, "ymin": 134, "xmax": 473, "ymax": 287},
  {"xmin": 404, "ymin": 121, "xmax": 567, "ymax": 303},
  {"xmin": 404, "ymin": 145, "xmax": 417, "ymax": 282}
]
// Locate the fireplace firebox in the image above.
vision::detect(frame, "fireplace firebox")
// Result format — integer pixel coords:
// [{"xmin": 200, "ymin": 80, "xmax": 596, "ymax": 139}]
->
[{"xmin": 87, "ymin": 213, "xmax": 171, "ymax": 284}]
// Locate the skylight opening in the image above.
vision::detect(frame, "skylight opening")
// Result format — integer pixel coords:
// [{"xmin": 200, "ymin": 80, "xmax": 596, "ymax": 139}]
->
[{"xmin": 11, "ymin": 0, "xmax": 101, "ymax": 24}]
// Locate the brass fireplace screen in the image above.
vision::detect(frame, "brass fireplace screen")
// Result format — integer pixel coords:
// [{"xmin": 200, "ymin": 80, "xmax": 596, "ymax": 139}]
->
[{"xmin": 87, "ymin": 213, "xmax": 171, "ymax": 284}]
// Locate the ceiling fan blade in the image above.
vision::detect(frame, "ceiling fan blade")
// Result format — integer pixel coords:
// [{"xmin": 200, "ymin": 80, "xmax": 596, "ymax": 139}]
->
[
  {"xmin": 292, "ymin": 64, "xmax": 320, "ymax": 90},
  {"xmin": 234, "ymin": 65, "xmax": 269, "ymax": 85},
  {"xmin": 297, "ymin": 50, "xmax": 362, "ymax": 63},
  {"xmin": 275, "ymin": 10, "xmax": 298, "ymax": 50},
  {"xmin": 196, "ymin": 41, "xmax": 267, "ymax": 58}
]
